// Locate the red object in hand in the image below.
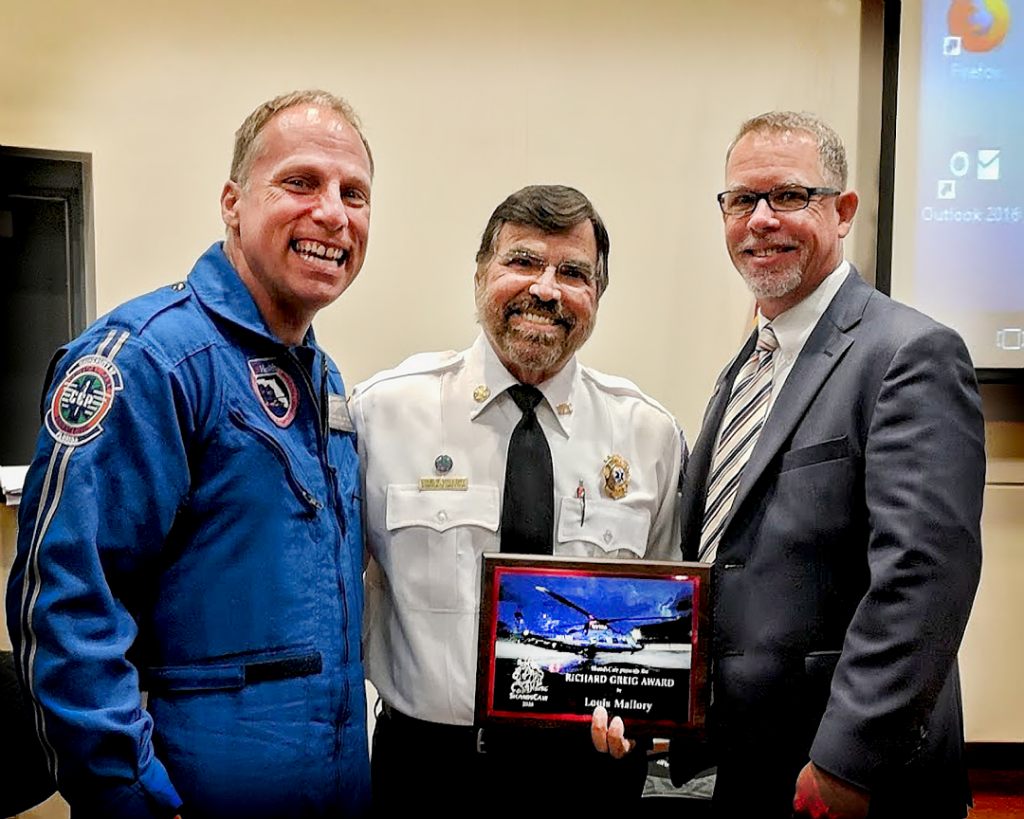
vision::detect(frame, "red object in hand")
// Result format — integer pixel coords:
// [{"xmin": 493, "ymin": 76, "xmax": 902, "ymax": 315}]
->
[
  {"xmin": 793, "ymin": 762, "xmax": 871, "ymax": 819},
  {"xmin": 793, "ymin": 771, "xmax": 830, "ymax": 819}
]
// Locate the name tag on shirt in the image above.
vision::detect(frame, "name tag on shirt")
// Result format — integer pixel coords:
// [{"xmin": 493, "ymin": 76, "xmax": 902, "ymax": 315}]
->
[
  {"xmin": 419, "ymin": 477, "xmax": 469, "ymax": 491},
  {"xmin": 328, "ymin": 394, "xmax": 354, "ymax": 433}
]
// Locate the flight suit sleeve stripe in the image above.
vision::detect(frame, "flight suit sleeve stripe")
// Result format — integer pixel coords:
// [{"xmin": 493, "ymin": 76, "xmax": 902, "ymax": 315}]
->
[
  {"xmin": 96, "ymin": 329, "xmax": 130, "ymax": 359},
  {"xmin": 17, "ymin": 331, "xmax": 132, "ymax": 783},
  {"xmin": 18, "ymin": 442, "xmax": 75, "ymax": 780}
]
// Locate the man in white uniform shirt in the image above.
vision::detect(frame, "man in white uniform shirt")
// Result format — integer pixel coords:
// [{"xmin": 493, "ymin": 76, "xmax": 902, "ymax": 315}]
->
[{"xmin": 352, "ymin": 185, "xmax": 682, "ymax": 812}]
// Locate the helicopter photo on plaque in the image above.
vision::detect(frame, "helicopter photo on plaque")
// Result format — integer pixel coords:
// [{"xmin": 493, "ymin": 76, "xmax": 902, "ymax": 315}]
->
[{"xmin": 475, "ymin": 554, "xmax": 710, "ymax": 737}]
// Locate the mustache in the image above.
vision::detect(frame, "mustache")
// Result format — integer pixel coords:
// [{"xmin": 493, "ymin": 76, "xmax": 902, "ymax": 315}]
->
[{"xmin": 504, "ymin": 294, "xmax": 574, "ymax": 327}]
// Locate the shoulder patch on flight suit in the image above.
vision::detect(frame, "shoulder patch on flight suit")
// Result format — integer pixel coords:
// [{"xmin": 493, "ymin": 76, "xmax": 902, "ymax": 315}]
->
[
  {"xmin": 351, "ymin": 349, "xmax": 465, "ymax": 398},
  {"xmin": 46, "ymin": 353, "xmax": 125, "ymax": 447}
]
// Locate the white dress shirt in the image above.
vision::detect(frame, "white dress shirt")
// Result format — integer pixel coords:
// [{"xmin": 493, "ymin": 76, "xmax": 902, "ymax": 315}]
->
[
  {"xmin": 352, "ymin": 334, "xmax": 683, "ymax": 725},
  {"xmin": 763, "ymin": 260, "xmax": 850, "ymax": 414}
]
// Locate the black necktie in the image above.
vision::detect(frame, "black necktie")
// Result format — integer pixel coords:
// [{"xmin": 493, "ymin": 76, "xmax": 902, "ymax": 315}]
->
[{"xmin": 500, "ymin": 385, "xmax": 554, "ymax": 555}]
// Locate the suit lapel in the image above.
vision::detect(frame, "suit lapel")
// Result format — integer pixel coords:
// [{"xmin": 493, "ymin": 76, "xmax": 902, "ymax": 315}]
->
[{"xmin": 724, "ymin": 270, "xmax": 872, "ymax": 537}]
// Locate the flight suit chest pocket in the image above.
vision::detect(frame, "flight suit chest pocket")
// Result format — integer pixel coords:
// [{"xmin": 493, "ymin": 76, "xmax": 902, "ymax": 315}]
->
[
  {"xmin": 385, "ymin": 485, "xmax": 500, "ymax": 611},
  {"xmin": 556, "ymin": 498, "xmax": 650, "ymax": 558}
]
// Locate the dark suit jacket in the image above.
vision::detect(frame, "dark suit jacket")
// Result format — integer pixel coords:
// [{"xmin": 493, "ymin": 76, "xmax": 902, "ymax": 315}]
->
[{"xmin": 674, "ymin": 270, "xmax": 985, "ymax": 818}]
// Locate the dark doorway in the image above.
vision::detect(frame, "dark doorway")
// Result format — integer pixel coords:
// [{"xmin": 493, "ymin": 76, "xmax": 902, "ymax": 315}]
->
[{"xmin": 0, "ymin": 148, "xmax": 93, "ymax": 466}]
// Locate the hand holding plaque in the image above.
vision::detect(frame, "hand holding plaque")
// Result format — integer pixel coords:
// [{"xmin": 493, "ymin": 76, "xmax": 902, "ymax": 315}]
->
[{"xmin": 591, "ymin": 704, "xmax": 635, "ymax": 758}]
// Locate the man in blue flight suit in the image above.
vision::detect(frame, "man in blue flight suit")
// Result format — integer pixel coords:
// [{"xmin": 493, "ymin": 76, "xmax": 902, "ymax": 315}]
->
[{"xmin": 7, "ymin": 89, "xmax": 374, "ymax": 819}]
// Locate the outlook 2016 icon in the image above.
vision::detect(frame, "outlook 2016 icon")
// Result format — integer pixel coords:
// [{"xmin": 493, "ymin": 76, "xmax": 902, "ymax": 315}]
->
[{"xmin": 948, "ymin": 0, "xmax": 1010, "ymax": 53}]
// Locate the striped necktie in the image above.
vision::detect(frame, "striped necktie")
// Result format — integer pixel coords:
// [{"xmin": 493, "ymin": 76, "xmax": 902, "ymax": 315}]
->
[{"xmin": 699, "ymin": 325, "xmax": 779, "ymax": 563}]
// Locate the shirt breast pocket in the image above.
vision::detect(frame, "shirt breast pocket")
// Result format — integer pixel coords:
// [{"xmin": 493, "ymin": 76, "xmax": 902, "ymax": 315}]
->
[
  {"xmin": 385, "ymin": 485, "xmax": 500, "ymax": 612},
  {"xmin": 555, "ymin": 498, "xmax": 651, "ymax": 559}
]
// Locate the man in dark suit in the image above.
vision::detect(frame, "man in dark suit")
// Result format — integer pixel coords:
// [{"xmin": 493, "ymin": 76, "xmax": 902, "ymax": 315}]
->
[{"xmin": 668, "ymin": 111, "xmax": 985, "ymax": 818}]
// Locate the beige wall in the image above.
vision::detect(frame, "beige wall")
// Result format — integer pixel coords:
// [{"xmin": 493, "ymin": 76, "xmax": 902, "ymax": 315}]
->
[
  {"xmin": 3, "ymin": 2, "xmax": 1016, "ymax": 811},
  {"xmin": 963, "ymin": 423, "xmax": 1024, "ymax": 743},
  {"xmin": 0, "ymin": 0, "xmax": 866, "ymax": 439}
]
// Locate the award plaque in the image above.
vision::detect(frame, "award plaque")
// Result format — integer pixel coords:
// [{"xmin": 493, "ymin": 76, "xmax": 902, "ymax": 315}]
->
[{"xmin": 475, "ymin": 554, "xmax": 710, "ymax": 737}]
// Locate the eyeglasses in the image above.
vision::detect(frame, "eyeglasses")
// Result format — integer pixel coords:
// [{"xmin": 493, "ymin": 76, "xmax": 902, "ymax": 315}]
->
[
  {"xmin": 717, "ymin": 185, "xmax": 841, "ymax": 216},
  {"xmin": 497, "ymin": 250, "xmax": 596, "ymax": 288}
]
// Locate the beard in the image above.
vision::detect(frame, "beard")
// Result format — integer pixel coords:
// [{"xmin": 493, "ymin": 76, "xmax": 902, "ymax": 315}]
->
[
  {"xmin": 476, "ymin": 289, "xmax": 593, "ymax": 376},
  {"xmin": 739, "ymin": 265, "xmax": 803, "ymax": 301}
]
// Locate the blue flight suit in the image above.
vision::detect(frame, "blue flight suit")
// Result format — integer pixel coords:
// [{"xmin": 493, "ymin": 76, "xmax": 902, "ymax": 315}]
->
[{"xmin": 6, "ymin": 243, "xmax": 369, "ymax": 818}]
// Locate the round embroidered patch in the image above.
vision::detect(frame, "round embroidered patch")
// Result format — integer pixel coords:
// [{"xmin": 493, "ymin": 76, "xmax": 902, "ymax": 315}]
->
[
  {"xmin": 248, "ymin": 358, "xmax": 299, "ymax": 428},
  {"xmin": 46, "ymin": 355, "xmax": 124, "ymax": 447}
]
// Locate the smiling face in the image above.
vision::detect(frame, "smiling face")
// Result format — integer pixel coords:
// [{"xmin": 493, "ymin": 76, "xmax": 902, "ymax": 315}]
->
[
  {"xmin": 221, "ymin": 104, "xmax": 372, "ymax": 344},
  {"xmin": 476, "ymin": 221, "xmax": 599, "ymax": 385},
  {"xmin": 724, "ymin": 130, "xmax": 857, "ymax": 319}
]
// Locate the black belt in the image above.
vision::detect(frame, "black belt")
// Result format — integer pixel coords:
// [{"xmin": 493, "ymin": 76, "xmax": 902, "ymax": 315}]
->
[
  {"xmin": 380, "ymin": 702, "xmax": 599, "ymax": 756},
  {"xmin": 380, "ymin": 702, "xmax": 487, "ymax": 751}
]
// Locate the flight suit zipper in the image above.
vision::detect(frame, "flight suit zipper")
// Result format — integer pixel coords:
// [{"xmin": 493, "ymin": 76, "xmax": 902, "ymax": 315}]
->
[
  {"xmin": 283, "ymin": 349, "xmax": 353, "ymax": 665},
  {"xmin": 227, "ymin": 410, "xmax": 322, "ymax": 513}
]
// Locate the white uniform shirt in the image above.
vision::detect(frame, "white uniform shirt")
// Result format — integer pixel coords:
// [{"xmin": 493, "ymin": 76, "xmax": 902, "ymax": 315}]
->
[{"xmin": 352, "ymin": 334, "xmax": 683, "ymax": 725}]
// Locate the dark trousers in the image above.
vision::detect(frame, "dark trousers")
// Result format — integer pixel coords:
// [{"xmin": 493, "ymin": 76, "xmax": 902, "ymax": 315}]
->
[{"xmin": 371, "ymin": 706, "xmax": 648, "ymax": 816}]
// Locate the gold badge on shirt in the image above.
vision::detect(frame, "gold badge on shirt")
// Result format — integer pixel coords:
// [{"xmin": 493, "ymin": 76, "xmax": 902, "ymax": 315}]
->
[{"xmin": 602, "ymin": 454, "xmax": 630, "ymax": 500}]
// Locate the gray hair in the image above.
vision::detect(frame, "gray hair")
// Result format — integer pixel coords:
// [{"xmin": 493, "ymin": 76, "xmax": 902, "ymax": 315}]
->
[
  {"xmin": 230, "ymin": 90, "xmax": 374, "ymax": 187},
  {"xmin": 726, "ymin": 111, "xmax": 847, "ymax": 189},
  {"xmin": 475, "ymin": 185, "xmax": 610, "ymax": 296}
]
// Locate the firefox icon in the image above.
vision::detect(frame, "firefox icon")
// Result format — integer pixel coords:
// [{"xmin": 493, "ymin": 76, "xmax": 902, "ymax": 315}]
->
[{"xmin": 948, "ymin": 0, "xmax": 1010, "ymax": 52}]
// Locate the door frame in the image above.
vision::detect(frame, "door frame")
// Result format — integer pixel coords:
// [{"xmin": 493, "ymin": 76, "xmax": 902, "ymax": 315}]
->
[{"xmin": 0, "ymin": 146, "xmax": 95, "ymax": 334}]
